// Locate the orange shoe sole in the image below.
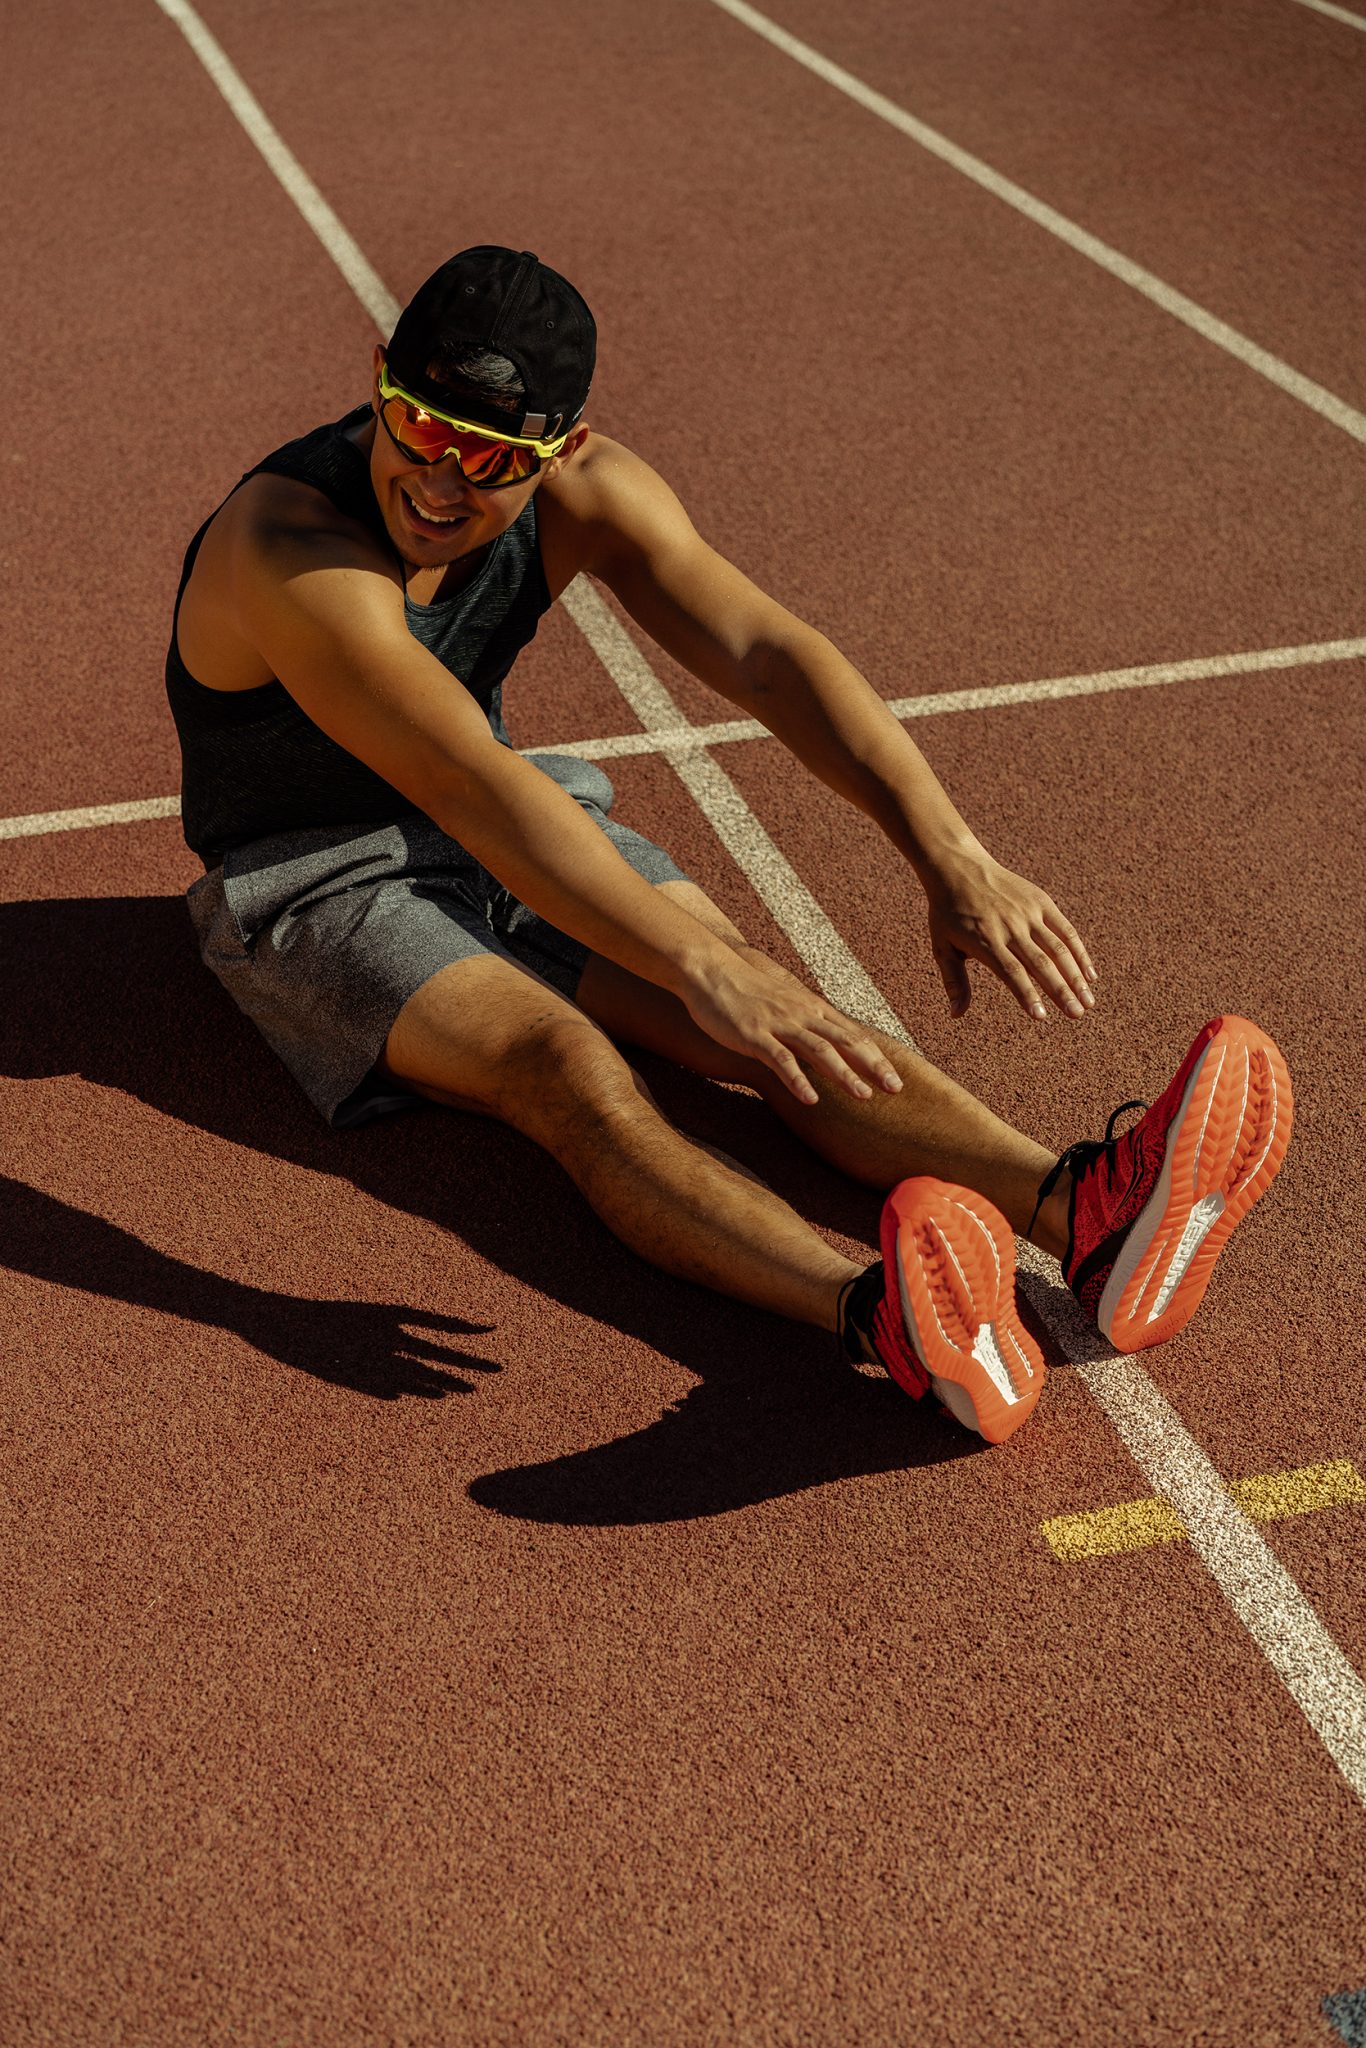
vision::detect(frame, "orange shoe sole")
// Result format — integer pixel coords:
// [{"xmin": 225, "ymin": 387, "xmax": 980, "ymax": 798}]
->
[
  {"xmin": 1099, "ymin": 1017, "xmax": 1293, "ymax": 1353},
  {"xmin": 880, "ymin": 1179, "xmax": 1045, "ymax": 1443}
]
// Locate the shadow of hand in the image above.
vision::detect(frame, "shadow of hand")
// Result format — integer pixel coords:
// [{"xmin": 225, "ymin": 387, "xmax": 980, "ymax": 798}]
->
[
  {"xmin": 229, "ymin": 1291, "xmax": 499, "ymax": 1398},
  {"xmin": 0, "ymin": 1173, "xmax": 497, "ymax": 1400}
]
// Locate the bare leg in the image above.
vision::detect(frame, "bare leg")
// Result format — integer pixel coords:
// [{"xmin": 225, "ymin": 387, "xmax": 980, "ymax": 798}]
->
[
  {"xmin": 378, "ymin": 956, "xmax": 863, "ymax": 1333},
  {"xmin": 757, "ymin": 1041, "xmax": 1073, "ymax": 1257},
  {"xmin": 575, "ymin": 884, "xmax": 1073, "ymax": 1259}
]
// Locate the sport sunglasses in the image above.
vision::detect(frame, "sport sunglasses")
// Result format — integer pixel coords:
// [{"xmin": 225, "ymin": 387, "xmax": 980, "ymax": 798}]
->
[{"xmin": 376, "ymin": 360, "xmax": 570, "ymax": 488}]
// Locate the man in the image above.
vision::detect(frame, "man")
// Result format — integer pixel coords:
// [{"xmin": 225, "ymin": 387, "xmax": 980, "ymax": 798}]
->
[{"xmin": 167, "ymin": 246, "xmax": 1291, "ymax": 1443}]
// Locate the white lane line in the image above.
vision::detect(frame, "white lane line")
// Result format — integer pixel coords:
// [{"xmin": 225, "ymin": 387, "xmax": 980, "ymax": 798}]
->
[
  {"xmin": 0, "ymin": 796, "xmax": 182, "ymax": 842},
  {"xmin": 151, "ymin": 0, "xmax": 400, "ymax": 333},
  {"xmin": 1016, "ymin": 1249, "xmax": 1366, "ymax": 1794},
  {"xmin": 545, "ymin": 633, "xmax": 1366, "ymax": 759},
  {"xmin": 566, "ymin": 566, "xmax": 1366, "ymax": 1804},
  {"xmin": 14, "ymin": 629, "xmax": 1357, "ymax": 838},
  {"xmin": 883, "ymin": 636, "xmax": 1366, "ymax": 721},
  {"xmin": 703, "ymin": 0, "xmax": 1366, "ymax": 449},
  {"xmin": 570, "ymin": 575, "xmax": 1366, "ymax": 1801},
  {"xmin": 1288, "ymin": 0, "xmax": 1366, "ymax": 29},
  {"xmin": 11, "ymin": 629, "xmax": 1343, "ymax": 844},
  {"xmin": 560, "ymin": 579, "xmax": 905, "ymax": 1035},
  {"xmin": 152, "ymin": 0, "xmax": 1366, "ymax": 1807}
]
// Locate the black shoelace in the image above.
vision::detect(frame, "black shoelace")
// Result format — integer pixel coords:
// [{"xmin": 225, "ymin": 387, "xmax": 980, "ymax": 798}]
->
[{"xmin": 1027, "ymin": 1098, "xmax": 1148, "ymax": 1243}]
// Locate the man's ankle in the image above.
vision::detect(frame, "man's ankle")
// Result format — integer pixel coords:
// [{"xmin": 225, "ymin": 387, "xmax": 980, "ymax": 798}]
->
[
  {"xmin": 835, "ymin": 1261, "xmax": 883, "ymax": 1358},
  {"xmin": 1029, "ymin": 1172, "xmax": 1073, "ymax": 1263}
]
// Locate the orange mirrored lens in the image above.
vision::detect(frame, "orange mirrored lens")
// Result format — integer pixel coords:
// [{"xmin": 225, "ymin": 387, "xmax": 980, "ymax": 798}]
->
[{"xmin": 380, "ymin": 395, "xmax": 538, "ymax": 486}]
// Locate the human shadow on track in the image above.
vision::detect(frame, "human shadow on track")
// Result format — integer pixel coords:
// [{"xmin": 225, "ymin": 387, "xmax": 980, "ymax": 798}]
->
[
  {"xmin": 0, "ymin": 895, "xmax": 987, "ymax": 1519},
  {"xmin": 0, "ymin": 1174, "xmax": 498, "ymax": 1400}
]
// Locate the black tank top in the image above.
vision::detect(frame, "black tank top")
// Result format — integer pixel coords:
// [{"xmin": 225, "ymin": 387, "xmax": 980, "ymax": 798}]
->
[{"xmin": 165, "ymin": 405, "xmax": 552, "ymax": 866}]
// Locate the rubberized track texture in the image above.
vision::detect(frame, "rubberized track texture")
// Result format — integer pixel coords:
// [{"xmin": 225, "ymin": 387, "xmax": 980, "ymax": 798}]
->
[{"xmin": 2, "ymin": 1, "xmax": 1365, "ymax": 2044}]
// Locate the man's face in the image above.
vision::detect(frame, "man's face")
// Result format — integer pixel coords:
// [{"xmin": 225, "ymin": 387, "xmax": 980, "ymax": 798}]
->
[{"xmin": 364, "ymin": 343, "xmax": 549, "ymax": 570}]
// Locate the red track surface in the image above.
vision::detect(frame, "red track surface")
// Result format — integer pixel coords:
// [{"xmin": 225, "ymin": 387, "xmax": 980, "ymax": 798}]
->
[{"xmin": 3, "ymin": 3, "xmax": 1364, "ymax": 2043}]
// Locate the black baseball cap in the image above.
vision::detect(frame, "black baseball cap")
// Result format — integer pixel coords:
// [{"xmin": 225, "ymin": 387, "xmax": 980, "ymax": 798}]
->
[{"xmin": 386, "ymin": 246, "xmax": 596, "ymax": 443}]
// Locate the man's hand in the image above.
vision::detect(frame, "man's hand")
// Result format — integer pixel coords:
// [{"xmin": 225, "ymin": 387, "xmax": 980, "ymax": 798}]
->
[
  {"xmin": 681, "ymin": 948, "xmax": 903, "ymax": 1106},
  {"xmin": 925, "ymin": 848, "xmax": 1097, "ymax": 1022}
]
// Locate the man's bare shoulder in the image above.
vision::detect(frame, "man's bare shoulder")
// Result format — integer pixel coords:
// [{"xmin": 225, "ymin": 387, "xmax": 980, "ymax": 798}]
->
[
  {"xmin": 178, "ymin": 473, "xmax": 404, "ymax": 691},
  {"xmin": 538, "ymin": 431, "xmax": 697, "ymax": 590},
  {"xmin": 220, "ymin": 470, "xmax": 397, "ymax": 581},
  {"xmin": 544, "ymin": 430, "xmax": 685, "ymax": 523}
]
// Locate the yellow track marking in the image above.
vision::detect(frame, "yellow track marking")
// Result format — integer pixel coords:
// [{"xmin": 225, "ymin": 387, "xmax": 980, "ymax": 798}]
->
[
  {"xmin": 1044, "ymin": 1461, "xmax": 1366, "ymax": 1562},
  {"xmin": 1230, "ymin": 1461, "xmax": 1366, "ymax": 1521}
]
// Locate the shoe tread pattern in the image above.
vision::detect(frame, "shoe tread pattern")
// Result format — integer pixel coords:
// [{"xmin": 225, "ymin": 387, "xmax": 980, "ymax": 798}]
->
[
  {"xmin": 1104, "ymin": 1018, "xmax": 1292, "ymax": 1351},
  {"xmin": 880, "ymin": 1178, "xmax": 1045, "ymax": 1443}
]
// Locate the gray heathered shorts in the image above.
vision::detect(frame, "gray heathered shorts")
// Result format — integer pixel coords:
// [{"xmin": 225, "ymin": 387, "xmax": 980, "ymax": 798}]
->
[{"xmin": 186, "ymin": 753, "xmax": 688, "ymax": 1129}]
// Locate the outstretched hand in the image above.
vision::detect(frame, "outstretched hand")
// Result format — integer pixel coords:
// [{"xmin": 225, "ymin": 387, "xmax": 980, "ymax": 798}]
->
[
  {"xmin": 681, "ymin": 945, "xmax": 903, "ymax": 1106},
  {"xmin": 925, "ymin": 848, "xmax": 1097, "ymax": 1021}
]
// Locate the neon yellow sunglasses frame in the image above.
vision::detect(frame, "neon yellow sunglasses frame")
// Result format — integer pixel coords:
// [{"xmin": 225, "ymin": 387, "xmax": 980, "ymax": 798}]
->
[{"xmin": 376, "ymin": 358, "xmax": 572, "ymax": 464}]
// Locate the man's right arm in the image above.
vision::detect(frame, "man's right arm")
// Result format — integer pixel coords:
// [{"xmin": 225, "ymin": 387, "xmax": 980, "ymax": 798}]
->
[{"xmin": 235, "ymin": 512, "xmax": 900, "ymax": 1105}]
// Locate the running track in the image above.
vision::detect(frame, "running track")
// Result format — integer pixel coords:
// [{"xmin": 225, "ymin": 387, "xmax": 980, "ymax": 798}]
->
[{"xmin": 3, "ymin": 3, "xmax": 1365, "ymax": 2042}]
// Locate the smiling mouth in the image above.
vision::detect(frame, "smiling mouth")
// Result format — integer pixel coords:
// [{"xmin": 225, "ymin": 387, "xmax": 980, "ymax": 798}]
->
[{"xmin": 402, "ymin": 487, "xmax": 469, "ymax": 534}]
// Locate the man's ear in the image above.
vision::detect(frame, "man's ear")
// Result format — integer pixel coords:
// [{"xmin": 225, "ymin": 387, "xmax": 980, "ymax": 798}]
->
[
  {"xmin": 547, "ymin": 420, "xmax": 592, "ymax": 476},
  {"xmin": 369, "ymin": 342, "xmax": 386, "ymax": 411}
]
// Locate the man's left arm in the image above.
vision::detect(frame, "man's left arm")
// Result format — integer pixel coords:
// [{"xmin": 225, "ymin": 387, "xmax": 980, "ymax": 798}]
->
[{"xmin": 575, "ymin": 441, "xmax": 1096, "ymax": 1023}]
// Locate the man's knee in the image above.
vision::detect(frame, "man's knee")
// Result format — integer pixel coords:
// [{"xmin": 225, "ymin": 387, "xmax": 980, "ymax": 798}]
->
[
  {"xmin": 380, "ymin": 958, "xmax": 649, "ymax": 1128},
  {"xmin": 487, "ymin": 1011, "xmax": 650, "ymax": 1144}
]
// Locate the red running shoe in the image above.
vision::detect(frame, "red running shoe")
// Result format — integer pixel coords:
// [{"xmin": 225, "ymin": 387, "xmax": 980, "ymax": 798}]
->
[
  {"xmin": 840, "ymin": 1178, "xmax": 1046, "ymax": 1443},
  {"xmin": 1036, "ymin": 1016, "xmax": 1292, "ymax": 1353}
]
